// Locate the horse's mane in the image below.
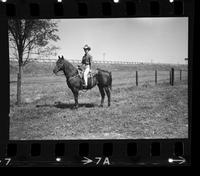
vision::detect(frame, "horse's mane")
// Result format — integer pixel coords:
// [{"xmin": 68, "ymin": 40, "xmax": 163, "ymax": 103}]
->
[
  {"xmin": 63, "ymin": 59, "xmax": 75, "ymax": 68},
  {"xmin": 63, "ymin": 59, "xmax": 78, "ymax": 75}
]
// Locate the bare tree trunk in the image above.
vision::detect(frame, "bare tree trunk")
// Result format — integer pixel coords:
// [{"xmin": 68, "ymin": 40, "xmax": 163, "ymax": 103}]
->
[
  {"xmin": 17, "ymin": 64, "xmax": 22, "ymax": 105},
  {"xmin": 16, "ymin": 53, "xmax": 23, "ymax": 105}
]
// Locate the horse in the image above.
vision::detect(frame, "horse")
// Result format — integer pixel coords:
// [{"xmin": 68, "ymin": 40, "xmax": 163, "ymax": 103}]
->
[{"xmin": 53, "ymin": 55, "xmax": 112, "ymax": 109}]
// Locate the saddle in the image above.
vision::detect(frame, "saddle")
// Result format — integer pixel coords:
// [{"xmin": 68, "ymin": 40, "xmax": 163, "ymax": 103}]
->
[
  {"xmin": 78, "ymin": 65, "xmax": 94, "ymax": 79},
  {"xmin": 77, "ymin": 65, "xmax": 96, "ymax": 88}
]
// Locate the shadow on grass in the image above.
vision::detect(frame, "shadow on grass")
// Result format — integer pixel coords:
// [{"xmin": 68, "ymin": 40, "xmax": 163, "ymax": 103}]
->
[{"xmin": 36, "ymin": 101, "xmax": 96, "ymax": 109}]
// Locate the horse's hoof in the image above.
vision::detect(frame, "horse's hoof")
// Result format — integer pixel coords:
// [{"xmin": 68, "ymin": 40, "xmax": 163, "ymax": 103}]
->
[
  {"xmin": 108, "ymin": 104, "xmax": 110, "ymax": 107},
  {"xmin": 72, "ymin": 105, "xmax": 78, "ymax": 109}
]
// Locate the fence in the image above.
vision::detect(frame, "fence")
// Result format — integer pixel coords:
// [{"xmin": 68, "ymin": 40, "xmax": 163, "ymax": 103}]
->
[
  {"xmin": 10, "ymin": 59, "xmax": 188, "ymax": 87},
  {"xmin": 134, "ymin": 68, "xmax": 187, "ymax": 86},
  {"xmin": 9, "ymin": 58, "xmax": 184, "ymax": 66}
]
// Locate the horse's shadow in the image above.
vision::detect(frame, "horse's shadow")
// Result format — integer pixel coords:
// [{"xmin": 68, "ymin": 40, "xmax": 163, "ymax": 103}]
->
[{"xmin": 36, "ymin": 101, "xmax": 96, "ymax": 109}]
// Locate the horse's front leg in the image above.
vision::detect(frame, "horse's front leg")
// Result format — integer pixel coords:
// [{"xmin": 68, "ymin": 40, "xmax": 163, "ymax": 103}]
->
[{"xmin": 72, "ymin": 89, "xmax": 79, "ymax": 109}]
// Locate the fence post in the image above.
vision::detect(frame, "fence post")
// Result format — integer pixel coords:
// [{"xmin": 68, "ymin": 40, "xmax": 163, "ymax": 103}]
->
[
  {"xmin": 136, "ymin": 71, "xmax": 138, "ymax": 86},
  {"xmin": 171, "ymin": 68, "xmax": 174, "ymax": 86},
  {"xmin": 180, "ymin": 69, "xmax": 182, "ymax": 81},
  {"xmin": 155, "ymin": 70, "xmax": 157, "ymax": 85}
]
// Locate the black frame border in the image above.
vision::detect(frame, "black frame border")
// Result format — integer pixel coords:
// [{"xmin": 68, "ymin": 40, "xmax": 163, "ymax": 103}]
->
[{"xmin": 0, "ymin": 0, "xmax": 194, "ymax": 167}]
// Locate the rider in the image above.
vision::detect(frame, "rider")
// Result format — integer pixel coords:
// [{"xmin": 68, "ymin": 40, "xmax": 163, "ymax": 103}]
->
[{"xmin": 81, "ymin": 44, "xmax": 92, "ymax": 87}]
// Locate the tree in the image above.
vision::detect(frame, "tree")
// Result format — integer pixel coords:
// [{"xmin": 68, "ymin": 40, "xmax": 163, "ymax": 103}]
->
[{"xmin": 8, "ymin": 19, "xmax": 60, "ymax": 105}]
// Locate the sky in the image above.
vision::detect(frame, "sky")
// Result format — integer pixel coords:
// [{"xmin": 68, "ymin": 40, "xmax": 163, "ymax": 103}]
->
[{"xmin": 11, "ymin": 17, "xmax": 188, "ymax": 64}]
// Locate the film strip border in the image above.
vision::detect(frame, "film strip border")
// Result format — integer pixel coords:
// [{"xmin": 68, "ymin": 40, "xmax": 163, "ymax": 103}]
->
[
  {"xmin": 0, "ymin": 0, "xmax": 194, "ymax": 167},
  {"xmin": 0, "ymin": 0, "xmax": 193, "ymax": 18},
  {"xmin": 0, "ymin": 140, "xmax": 190, "ymax": 166}
]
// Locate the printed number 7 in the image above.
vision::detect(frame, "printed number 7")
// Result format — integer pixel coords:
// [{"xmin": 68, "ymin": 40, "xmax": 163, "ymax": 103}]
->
[{"xmin": 5, "ymin": 158, "xmax": 11, "ymax": 166}]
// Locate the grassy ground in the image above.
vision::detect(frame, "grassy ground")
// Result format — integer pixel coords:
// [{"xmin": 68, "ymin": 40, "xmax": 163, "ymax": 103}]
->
[{"xmin": 9, "ymin": 64, "xmax": 188, "ymax": 140}]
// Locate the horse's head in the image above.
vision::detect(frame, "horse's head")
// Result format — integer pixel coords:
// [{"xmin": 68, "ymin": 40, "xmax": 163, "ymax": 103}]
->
[{"xmin": 53, "ymin": 55, "xmax": 65, "ymax": 74}]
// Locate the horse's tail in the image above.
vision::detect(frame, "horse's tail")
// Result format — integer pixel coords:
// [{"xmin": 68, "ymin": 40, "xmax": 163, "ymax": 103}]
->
[{"xmin": 109, "ymin": 72, "xmax": 112, "ymax": 91}]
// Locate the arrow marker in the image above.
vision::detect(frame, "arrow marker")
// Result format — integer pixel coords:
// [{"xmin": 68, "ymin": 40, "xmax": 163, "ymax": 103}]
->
[
  {"xmin": 81, "ymin": 157, "xmax": 93, "ymax": 165},
  {"xmin": 168, "ymin": 156, "xmax": 186, "ymax": 164}
]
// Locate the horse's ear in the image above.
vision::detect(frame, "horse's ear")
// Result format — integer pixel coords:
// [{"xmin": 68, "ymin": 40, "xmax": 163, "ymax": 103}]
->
[
  {"xmin": 58, "ymin": 56, "xmax": 60, "ymax": 59},
  {"xmin": 61, "ymin": 55, "xmax": 64, "ymax": 60}
]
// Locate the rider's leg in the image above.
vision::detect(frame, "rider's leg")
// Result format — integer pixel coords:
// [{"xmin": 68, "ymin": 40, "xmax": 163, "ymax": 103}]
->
[{"xmin": 84, "ymin": 65, "xmax": 90, "ymax": 86}]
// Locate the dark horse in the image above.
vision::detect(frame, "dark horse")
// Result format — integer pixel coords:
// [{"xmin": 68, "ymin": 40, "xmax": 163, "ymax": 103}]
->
[{"xmin": 53, "ymin": 56, "xmax": 112, "ymax": 109}]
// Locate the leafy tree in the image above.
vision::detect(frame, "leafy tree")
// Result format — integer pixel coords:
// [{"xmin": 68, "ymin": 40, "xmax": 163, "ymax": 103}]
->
[{"xmin": 8, "ymin": 19, "xmax": 60, "ymax": 105}]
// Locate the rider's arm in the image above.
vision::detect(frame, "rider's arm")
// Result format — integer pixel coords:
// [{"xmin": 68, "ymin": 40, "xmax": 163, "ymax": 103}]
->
[
  {"xmin": 81, "ymin": 56, "xmax": 85, "ymax": 65},
  {"xmin": 89, "ymin": 55, "xmax": 92, "ymax": 68}
]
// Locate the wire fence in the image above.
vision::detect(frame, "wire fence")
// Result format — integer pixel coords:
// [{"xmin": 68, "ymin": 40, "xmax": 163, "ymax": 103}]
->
[
  {"xmin": 10, "ymin": 59, "xmax": 188, "ymax": 86},
  {"xmin": 133, "ymin": 69, "xmax": 187, "ymax": 86},
  {"xmin": 9, "ymin": 58, "xmax": 186, "ymax": 65}
]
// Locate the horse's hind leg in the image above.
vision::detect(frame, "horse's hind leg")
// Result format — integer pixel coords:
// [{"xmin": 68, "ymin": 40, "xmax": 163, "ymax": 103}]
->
[
  {"xmin": 98, "ymin": 85, "xmax": 105, "ymax": 107},
  {"xmin": 104, "ymin": 87, "xmax": 111, "ymax": 107}
]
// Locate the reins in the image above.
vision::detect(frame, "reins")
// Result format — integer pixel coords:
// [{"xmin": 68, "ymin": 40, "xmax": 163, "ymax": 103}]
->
[
  {"xmin": 68, "ymin": 74, "xmax": 89, "ymax": 93},
  {"xmin": 67, "ymin": 73, "xmax": 79, "ymax": 82},
  {"xmin": 54, "ymin": 60, "xmax": 90, "ymax": 93}
]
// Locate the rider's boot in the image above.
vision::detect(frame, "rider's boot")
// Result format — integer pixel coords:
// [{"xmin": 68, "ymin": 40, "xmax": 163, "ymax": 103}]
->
[{"xmin": 82, "ymin": 81, "xmax": 87, "ymax": 89}]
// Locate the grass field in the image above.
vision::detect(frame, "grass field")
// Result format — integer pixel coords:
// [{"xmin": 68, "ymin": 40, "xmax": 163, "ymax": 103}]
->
[{"xmin": 9, "ymin": 63, "xmax": 188, "ymax": 140}]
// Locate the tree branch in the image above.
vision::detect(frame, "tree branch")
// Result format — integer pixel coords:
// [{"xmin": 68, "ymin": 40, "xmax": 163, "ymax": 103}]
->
[
  {"xmin": 8, "ymin": 19, "xmax": 60, "ymax": 67},
  {"xmin": 8, "ymin": 23, "xmax": 19, "ymax": 47}
]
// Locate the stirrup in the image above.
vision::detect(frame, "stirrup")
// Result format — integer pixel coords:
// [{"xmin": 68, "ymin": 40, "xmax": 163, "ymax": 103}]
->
[{"xmin": 82, "ymin": 83, "xmax": 87, "ymax": 88}]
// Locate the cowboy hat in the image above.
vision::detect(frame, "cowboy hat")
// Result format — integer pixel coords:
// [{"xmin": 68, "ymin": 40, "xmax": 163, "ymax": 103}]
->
[{"xmin": 83, "ymin": 44, "xmax": 91, "ymax": 51}]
